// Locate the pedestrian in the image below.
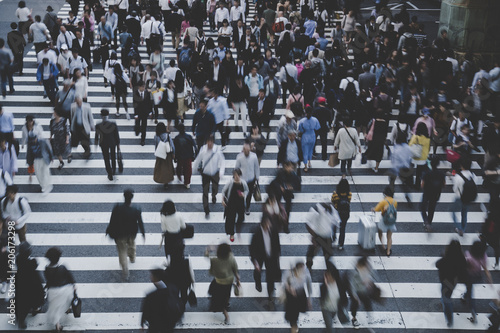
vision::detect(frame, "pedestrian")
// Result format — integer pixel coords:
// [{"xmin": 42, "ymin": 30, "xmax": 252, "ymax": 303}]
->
[
  {"xmin": 193, "ymin": 135, "xmax": 225, "ymax": 217},
  {"xmin": 276, "ymin": 110, "xmax": 297, "ymax": 148},
  {"xmin": 192, "ymin": 100, "xmax": 216, "ymax": 149},
  {"xmin": 283, "ymin": 262, "xmax": 312, "ymax": 333},
  {"xmin": 37, "ymin": 57, "xmax": 59, "ymax": 102},
  {"xmin": 163, "ymin": 254, "xmax": 196, "ymax": 306},
  {"xmin": 436, "ymin": 240, "xmax": 467, "ymax": 327},
  {"xmin": 452, "ymin": 158, "xmax": 477, "ymax": 236},
  {"xmin": 207, "ymin": 88, "xmax": 230, "ymax": 149},
  {"xmin": 0, "ymin": 168, "xmax": 13, "ymax": 199},
  {"xmin": 250, "ymin": 217, "xmax": 281, "ymax": 301},
  {"xmin": 388, "ymin": 114, "xmax": 413, "ymax": 199},
  {"xmin": 30, "ymin": 133, "xmax": 54, "ymax": 193},
  {"xmin": 270, "ymin": 160, "xmax": 301, "ymax": 220},
  {"xmin": 16, "ymin": 1, "xmax": 32, "ymax": 41},
  {"xmin": 72, "ymin": 68, "xmax": 88, "ymax": 101},
  {"xmin": 0, "ymin": 105, "xmax": 15, "ymax": 144},
  {"xmin": 298, "ymin": 106, "xmax": 320, "ymax": 172},
  {"xmin": 15, "ymin": 242, "xmax": 45, "ymax": 329},
  {"xmin": 49, "ymin": 108, "xmax": 70, "ymax": 170},
  {"xmin": 262, "ymin": 192, "xmax": 288, "ymax": 233},
  {"xmin": 173, "ymin": 123, "xmax": 196, "ymax": 189},
  {"xmin": 229, "ymin": 75, "xmax": 249, "ymax": 134},
  {"xmin": 160, "ymin": 200, "xmax": 186, "ymax": 261},
  {"xmin": 54, "ymin": 79, "xmax": 75, "ymax": 119},
  {"xmin": 206, "ymin": 243, "xmax": 240, "ymax": 324},
  {"xmin": 320, "ymin": 262, "xmax": 349, "ymax": 333},
  {"xmin": 277, "ymin": 130, "xmax": 303, "ymax": 169},
  {"xmin": 133, "ymin": 80, "xmax": 152, "ymax": 146},
  {"xmin": 106, "ymin": 189, "xmax": 146, "ymax": 281},
  {"xmin": 331, "ymin": 177, "xmax": 352, "ymax": 250},
  {"xmin": 480, "ymin": 207, "xmax": 500, "ymax": 270},
  {"xmin": 235, "ymin": 142, "xmax": 260, "ymax": 214},
  {"xmin": 153, "ymin": 122, "xmax": 175, "ymax": 188},
  {"xmin": 162, "ymin": 80, "xmax": 178, "ymax": 132},
  {"xmin": 21, "ymin": 115, "xmax": 43, "ymax": 182},
  {"xmin": 222, "ymin": 168, "xmax": 249, "ymax": 242},
  {"xmin": 0, "ymin": 134, "xmax": 18, "ymax": 178},
  {"xmin": 0, "ymin": 185, "xmax": 30, "ymax": 242},
  {"xmin": 334, "ymin": 118, "xmax": 361, "ymax": 175},
  {"xmin": 29, "ymin": 17, "xmax": 51, "ymax": 54},
  {"xmin": 44, "ymin": 247, "xmax": 76, "ymax": 333},
  {"xmin": 7, "ymin": 22, "xmax": 26, "ymax": 76},
  {"xmin": 348, "ymin": 256, "xmax": 377, "ymax": 329},
  {"xmin": 372, "ymin": 186, "xmax": 397, "ymax": 257},
  {"xmin": 95, "ymin": 109, "xmax": 120, "ymax": 181},
  {"xmin": 464, "ymin": 240, "xmax": 493, "ymax": 323},
  {"xmin": 305, "ymin": 202, "xmax": 338, "ymax": 270},
  {"xmin": 145, "ymin": 71, "xmax": 161, "ymax": 125},
  {"xmin": 364, "ymin": 110, "xmax": 388, "ymax": 173},
  {"xmin": 110, "ymin": 63, "xmax": 129, "ymax": 119},
  {"xmin": 0, "ymin": 39, "xmax": 14, "ymax": 98},
  {"xmin": 70, "ymin": 95, "xmax": 94, "ymax": 159},
  {"xmin": 409, "ymin": 122, "xmax": 431, "ymax": 188},
  {"xmin": 313, "ymin": 97, "xmax": 332, "ymax": 161},
  {"xmin": 103, "ymin": 51, "xmax": 120, "ymax": 99},
  {"xmin": 245, "ymin": 125, "xmax": 267, "ymax": 165},
  {"xmin": 421, "ymin": 156, "xmax": 445, "ymax": 231}
]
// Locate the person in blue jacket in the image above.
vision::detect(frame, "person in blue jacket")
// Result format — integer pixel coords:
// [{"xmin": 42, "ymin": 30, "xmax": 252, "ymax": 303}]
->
[{"xmin": 36, "ymin": 57, "xmax": 59, "ymax": 102}]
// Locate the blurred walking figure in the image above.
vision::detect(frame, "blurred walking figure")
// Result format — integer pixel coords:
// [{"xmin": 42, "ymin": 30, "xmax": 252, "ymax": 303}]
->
[
  {"xmin": 44, "ymin": 247, "xmax": 76, "ymax": 333},
  {"xmin": 451, "ymin": 158, "xmax": 477, "ymax": 236},
  {"xmin": 331, "ymin": 176, "xmax": 352, "ymax": 250},
  {"xmin": 320, "ymin": 262, "xmax": 349, "ymax": 333},
  {"xmin": 222, "ymin": 168, "xmax": 249, "ymax": 242},
  {"xmin": 436, "ymin": 240, "xmax": 467, "ymax": 327},
  {"xmin": 95, "ymin": 109, "xmax": 120, "ymax": 181},
  {"xmin": 372, "ymin": 186, "xmax": 397, "ymax": 257},
  {"xmin": 206, "ymin": 243, "xmax": 240, "ymax": 324},
  {"xmin": 305, "ymin": 202, "xmax": 338, "ymax": 270},
  {"xmin": 173, "ymin": 123, "xmax": 196, "ymax": 189},
  {"xmin": 49, "ymin": 109, "xmax": 71, "ymax": 171},
  {"xmin": 348, "ymin": 256, "xmax": 378, "ymax": 329},
  {"xmin": 283, "ymin": 262, "xmax": 312, "ymax": 333},
  {"xmin": 106, "ymin": 189, "xmax": 145, "ymax": 281},
  {"xmin": 420, "ymin": 156, "xmax": 445, "ymax": 231},
  {"xmin": 153, "ymin": 123, "xmax": 175, "ymax": 188},
  {"xmin": 480, "ymin": 207, "xmax": 500, "ymax": 270}
]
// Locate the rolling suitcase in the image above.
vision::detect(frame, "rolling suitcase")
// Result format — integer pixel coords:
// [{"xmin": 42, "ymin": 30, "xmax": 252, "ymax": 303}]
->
[{"xmin": 358, "ymin": 215, "xmax": 376, "ymax": 250}]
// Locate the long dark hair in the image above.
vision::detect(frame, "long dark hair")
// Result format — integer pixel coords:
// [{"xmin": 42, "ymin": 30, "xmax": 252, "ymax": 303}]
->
[
  {"xmin": 336, "ymin": 178, "xmax": 350, "ymax": 194},
  {"xmin": 156, "ymin": 122, "xmax": 167, "ymax": 136},
  {"xmin": 160, "ymin": 200, "xmax": 176, "ymax": 216},
  {"xmin": 416, "ymin": 122, "xmax": 429, "ymax": 137}
]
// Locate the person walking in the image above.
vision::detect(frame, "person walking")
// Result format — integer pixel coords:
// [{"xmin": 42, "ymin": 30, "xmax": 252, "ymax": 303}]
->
[
  {"xmin": 153, "ymin": 122, "xmax": 175, "ymax": 188},
  {"xmin": 44, "ymin": 247, "xmax": 76, "ymax": 333},
  {"xmin": 235, "ymin": 142, "xmax": 260, "ymax": 215},
  {"xmin": 250, "ymin": 218, "xmax": 281, "ymax": 301},
  {"xmin": 207, "ymin": 88, "xmax": 231, "ymax": 149},
  {"xmin": 160, "ymin": 200, "xmax": 187, "ymax": 261},
  {"xmin": 348, "ymin": 256, "xmax": 377, "ymax": 329},
  {"xmin": 193, "ymin": 135, "xmax": 225, "ymax": 217},
  {"xmin": 320, "ymin": 262, "xmax": 349, "ymax": 333},
  {"xmin": 270, "ymin": 160, "xmax": 302, "ymax": 221},
  {"xmin": 334, "ymin": 119, "xmax": 361, "ymax": 175},
  {"xmin": 70, "ymin": 95, "xmax": 94, "ymax": 159},
  {"xmin": 436, "ymin": 240, "xmax": 468, "ymax": 327},
  {"xmin": 331, "ymin": 177, "xmax": 352, "ymax": 250},
  {"xmin": 7, "ymin": 23, "xmax": 26, "ymax": 76},
  {"xmin": 0, "ymin": 134, "xmax": 18, "ymax": 178},
  {"xmin": 283, "ymin": 262, "xmax": 312, "ymax": 333},
  {"xmin": 409, "ymin": 122, "xmax": 431, "ymax": 189},
  {"xmin": 229, "ymin": 75, "xmax": 250, "ymax": 134},
  {"xmin": 1, "ymin": 185, "xmax": 30, "ymax": 242},
  {"xmin": 30, "ymin": 134, "xmax": 54, "ymax": 194},
  {"xmin": 372, "ymin": 186, "xmax": 397, "ymax": 257},
  {"xmin": 21, "ymin": 115, "xmax": 43, "ymax": 182},
  {"xmin": 192, "ymin": 100, "xmax": 216, "ymax": 149},
  {"xmin": 305, "ymin": 202, "xmax": 338, "ymax": 270},
  {"xmin": 222, "ymin": 168, "xmax": 249, "ymax": 242},
  {"xmin": 110, "ymin": 63, "xmax": 130, "ymax": 119},
  {"xmin": 206, "ymin": 243, "xmax": 240, "ymax": 324},
  {"xmin": 481, "ymin": 207, "xmax": 500, "ymax": 270},
  {"xmin": 245, "ymin": 125, "xmax": 267, "ymax": 165},
  {"xmin": 95, "ymin": 109, "xmax": 120, "ymax": 181},
  {"xmin": 421, "ymin": 156, "xmax": 445, "ymax": 231},
  {"xmin": 0, "ymin": 39, "xmax": 14, "ymax": 98},
  {"xmin": 173, "ymin": 123, "xmax": 196, "ymax": 189},
  {"xmin": 364, "ymin": 111, "xmax": 388, "ymax": 173},
  {"xmin": 15, "ymin": 242, "xmax": 45, "ymax": 329},
  {"xmin": 49, "ymin": 108, "xmax": 70, "ymax": 171},
  {"xmin": 452, "ymin": 158, "xmax": 477, "ymax": 236},
  {"xmin": 298, "ymin": 106, "xmax": 321, "ymax": 172},
  {"xmin": 313, "ymin": 97, "xmax": 332, "ymax": 161},
  {"xmin": 133, "ymin": 81, "xmax": 152, "ymax": 146},
  {"xmin": 106, "ymin": 189, "xmax": 146, "ymax": 281}
]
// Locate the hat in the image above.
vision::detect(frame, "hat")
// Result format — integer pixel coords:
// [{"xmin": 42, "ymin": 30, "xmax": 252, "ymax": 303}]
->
[
  {"xmin": 422, "ymin": 108, "xmax": 431, "ymax": 116},
  {"xmin": 60, "ymin": 44, "xmax": 68, "ymax": 50},
  {"xmin": 46, "ymin": 6, "xmax": 53, "ymax": 12},
  {"xmin": 100, "ymin": 109, "xmax": 109, "ymax": 117},
  {"xmin": 285, "ymin": 110, "xmax": 295, "ymax": 118},
  {"xmin": 317, "ymin": 97, "xmax": 326, "ymax": 104}
]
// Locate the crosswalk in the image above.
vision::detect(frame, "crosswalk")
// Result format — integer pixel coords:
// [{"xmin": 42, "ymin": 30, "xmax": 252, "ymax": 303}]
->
[{"xmin": 0, "ymin": 1, "xmax": 497, "ymax": 332}]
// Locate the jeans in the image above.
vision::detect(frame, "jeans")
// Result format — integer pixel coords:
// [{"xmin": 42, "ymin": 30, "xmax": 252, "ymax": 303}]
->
[
  {"xmin": 101, "ymin": 145, "xmax": 117, "ymax": 177},
  {"xmin": 441, "ymin": 283, "xmax": 454, "ymax": 325},
  {"xmin": 340, "ymin": 159, "xmax": 352, "ymax": 173},
  {"xmin": 336, "ymin": 216, "xmax": 348, "ymax": 246},
  {"xmin": 216, "ymin": 122, "xmax": 227, "ymax": 146},
  {"xmin": 322, "ymin": 309, "xmax": 338, "ymax": 333},
  {"xmin": 317, "ymin": 128, "xmax": 328, "ymax": 160},
  {"xmin": 421, "ymin": 193, "xmax": 438, "ymax": 225},
  {"xmin": 465, "ymin": 275, "xmax": 482, "ymax": 317},
  {"xmin": 451, "ymin": 198, "xmax": 469, "ymax": 232},
  {"xmin": 202, "ymin": 173, "xmax": 219, "ymax": 213},
  {"xmin": 43, "ymin": 77, "xmax": 58, "ymax": 102}
]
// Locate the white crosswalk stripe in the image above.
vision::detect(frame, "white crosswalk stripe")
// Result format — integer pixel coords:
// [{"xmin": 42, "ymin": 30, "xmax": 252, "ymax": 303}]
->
[{"xmin": 0, "ymin": 1, "xmax": 496, "ymax": 332}]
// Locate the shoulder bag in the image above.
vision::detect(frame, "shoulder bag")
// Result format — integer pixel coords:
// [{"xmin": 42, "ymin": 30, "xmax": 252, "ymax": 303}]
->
[
  {"xmin": 154, "ymin": 135, "xmax": 172, "ymax": 159},
  {"xmin": 343, "ymin": 126, "xmax": 358, "ymax": 158}
]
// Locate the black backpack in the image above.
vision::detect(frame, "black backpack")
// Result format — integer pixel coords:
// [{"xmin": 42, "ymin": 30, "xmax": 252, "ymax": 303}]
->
[
  {"xmin": 284, "ymin": 65, "xmax": 296, "ymax": 90},
  {"xmin": 395, "ymin": 123, "xmax": 409, "ymax": 144},
  {"xmin": 290, "ymin": 94, "xmax": 304, "ymax": 118},
  {"xmin": 343, "ymin": 78, "xmax": 356, "ymax": 104},
  {"xmin": 115, "ymin": 74, "xmax": 127, "ymax": 94},
  {"xmin": 337, "ymin": 193, "xmax": 350, "ymax": 221},
  {"xmin": 459, "ymin": 172, "xmax": 477, "ymax": 204},
  {"xmin": 2, "ymin": 194, "xmax": 25, "ymax": 214}
]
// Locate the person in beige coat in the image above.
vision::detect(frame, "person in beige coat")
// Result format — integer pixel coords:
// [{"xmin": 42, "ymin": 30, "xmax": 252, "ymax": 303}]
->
[
  {"xmin": 334, "ymin": 119, "xmax": 361, "ymax": 174},
  {"xmin": 70, "ymin": 95, "xmax": 95, "ymax": 159}
]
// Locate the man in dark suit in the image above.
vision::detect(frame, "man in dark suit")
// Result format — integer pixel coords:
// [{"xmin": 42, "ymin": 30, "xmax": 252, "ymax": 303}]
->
[
  {"xmin": 232, "ymin": 19, "xmax": 246, "ymax": 55},
  {"xmin": 125, "ymin": 11, "xmax": 141, "ymax": 45},
  {"xmin": 7, "ymin": 22, "xmax": 26, "ymax": 75},
  {"xmin": 72, "ymin": 29, "xmax": 91, "ymax": 72},
  {"xmin": 250, "ymin": 218, "xmax": 281, "ymax": 300},
  {"xmin": 209, "ymin": 56, "xmax": 226, "ymax": 95},
  {"xmin": 133, "ymin": 81, "xmax": 152, "ymax": 146},
  {"xmin": 95, "ymin": 109, "xmax": 120, "ymax": 181},
  {"xmin": 251, "ymin": 89, "xmax": 274, "ymax": 137}
]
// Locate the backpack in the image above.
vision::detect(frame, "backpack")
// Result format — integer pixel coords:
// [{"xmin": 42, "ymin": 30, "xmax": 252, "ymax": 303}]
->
[
  {"xmin": 290, "ymin": 94, "xmax": 304, "ymax": 118},
  {"xmin": 382, "ymin": 199, "xmax": 397, "ymax": 226},
  {"xmin": 272, "ymin": 20, "xmax": 285, "ymax": 33},
  {"xmin": 343, "ymin": 78, "xmax": 356, "ymax": 104},
  {"xmin": 284, "ymin": 66, "xmax": 296, "ymax": 90},
  {"xmin": 458, "ymin": 172, "xmax": 477, "ymax": 203},
  {"xmin": 179, "ymin": 48, "xmax": 191, "ymax": 69},
  {"xmin": 2, "ymin": 195, "xmax": 25, "ymax": 215},
  {"xmin": 115, "ymin": 74, "xmax": 127, "ymax": 94},
  {"xmin": 395, "ymin": 122, "xmax": 409, "ymax": 144},
  {"xmin": 337, "ymin": 193, "xmax": 350, "ymax": 221}
]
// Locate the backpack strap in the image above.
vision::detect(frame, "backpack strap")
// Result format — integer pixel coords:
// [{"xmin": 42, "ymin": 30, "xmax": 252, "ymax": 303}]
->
[{"xmin": 18, "ymin": 196, "xmax": 25, "ymax": 215}]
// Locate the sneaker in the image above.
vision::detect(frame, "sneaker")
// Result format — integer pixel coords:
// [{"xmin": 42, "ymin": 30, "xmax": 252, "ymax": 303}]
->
[
  {"xmin": 338, "ymin": 246, "xmax": 344, "ymax": 251},
  {"xmin": 0, "ymin": 282, "xmax": 7, "ymax": 293},
  {"xmin": 205, "ymin": 212, "xmax": 210, "ymax": 219},
  {"xmin": 126, "ymin": 113, "xmax": 130, "ymax": 121},
  {"xmin": 221, "ymin": 145, "xmax": 226, "ymax": 151},
  {"xmin": 185, "ymin": 184, "xmax": 190, "ymax": 189},
  {"xmin": 245, "ymin": 209, "xmax": 250, "ymax": 215},
  {"xmin": 352, "ymin": 318, "xmax": 360, "ymax": 329}
]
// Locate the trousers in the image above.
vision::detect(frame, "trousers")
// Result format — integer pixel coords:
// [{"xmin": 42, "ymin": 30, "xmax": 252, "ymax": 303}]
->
[
  {"xmin": 115, "ymin": 236, "xmax": 136, "ymax": 278},
  {"xmin": 101, "ymin": 145, "xmax": 117, "ymax": 176}
]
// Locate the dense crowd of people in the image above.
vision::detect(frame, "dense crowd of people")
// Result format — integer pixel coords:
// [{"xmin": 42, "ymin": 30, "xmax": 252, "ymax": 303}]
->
[{"xmin": 0, "ymin": 0, "xmax": 498, "ymax": 332}]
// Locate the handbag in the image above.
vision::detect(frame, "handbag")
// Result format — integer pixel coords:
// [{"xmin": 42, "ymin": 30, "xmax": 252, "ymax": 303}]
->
[
  {"xmin": 187, "ymin": 288, "xmax": 197, "ymax": 307},
  {"xmin": 446, "ymin": 149, "xmax": 461, "ymax": 163},
  {"xmin": 154, "ymin": 136, "xmax": 172, "ymax": 159},
  {"xmin": 117, "ymin": 148, "xmax": 123, "ymax": 173},
  {"xmin": 180, "ymin": 224, "xmax": 194, "ymax": 239},
  {"xmin": 233, "ymin": 282, "xmax": 242, "ymax": 297},
  {"xmin": 410, "ymin": 137, "xmax": 423, "ymax": 159},
  {"xmin": 361, "ymin": 152, "xmax": 367, "ymax": 164},
  {"xmin": 152, "ymin": 89, "xmax": 163, "ymax": 105},
  {"xmin": 253, "ymin": 181, "xmax": 262, "ymax": 201},
  {"xmin": 328, "ymin": 153, "xmax": 339, "ymax": 167},
  {"xmin": 364, "ymin": 119, "xmax": 375, "ymax": 142},
  {"xmin": 71, "ymin": 291, "xmax": 82, "ymax": 318}
]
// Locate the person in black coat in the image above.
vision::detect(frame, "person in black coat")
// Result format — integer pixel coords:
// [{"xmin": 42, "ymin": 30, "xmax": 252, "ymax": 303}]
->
[
  {"xmin": 7, "ymin": 22, "xmax": 26, "ymax": 75},
  {"xmin": 209, "ymin": 56, "xmax": 227, "ymax": 95},
  {"xmin": 125, "ymin": 11, "xmax": 141, "ymax": 45},
  {"xmin": 232, "ymin": 19, "xmax": 246, "ymax": 54},
  {"xmin": 95, "ymin": 109, "xmax": 120, "ymax": 181},
  {"xmin": 173, "ymin": 124, "xmax": 197, "ymax": 188},
  {"xmin": 133, "ymin": 81, "xmax": 152, "ymax": 146},
  {"xmin": 106, "ymin": 189, "xmax": 145, "ymax": 281},
  {"xmin": 72, "ymin": 30, "xmax": 91, "ymax": 72},
  {"xmin": 251, "ymin": 89, "xmax": 274, "ymax": 137},
  {"xmin": 320, "ymin": 262, "xmax": 349, "ymax": 332},
  {"xmin": 270, "ymin": 160, "xmax": 302, "ymax": 220},
  {"xmin": 313, "ymin": 98, "xmax": 332, "ymax": 161}
]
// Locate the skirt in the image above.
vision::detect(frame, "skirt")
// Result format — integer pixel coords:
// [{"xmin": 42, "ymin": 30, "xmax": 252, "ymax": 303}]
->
[
  {"xmin": 377, "ymin": 219, "xmax": 397, "ymax": 232},
  {"xmin": 46, "ymin": 284, "xmax": 74, "ymax": 326},
  {"xmin": 208, "ymin": 280, "xmax": 232, "ymax": 312},
  {"xmin": 153, "ymin": 154, "xmax": 174, "ymax": 184}
]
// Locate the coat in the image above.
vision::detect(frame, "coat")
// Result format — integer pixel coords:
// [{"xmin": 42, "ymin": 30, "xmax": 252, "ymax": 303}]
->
[
  {"xmin": 106, "ymin": 203, "xmax": 145, "ymax": 239},
  {"xmin": 71, "ymin": 37, "xmax": 91, "ymax": 61},
  {"xmin": 70, "ymin": 102, "xmax": 95, "ymax": 135},
  {"xmin": 95, "ymin": 120, "xmax": 120, "ymax": 148},
  {"xmin": 277, "ymin": 138, "xmax": 303, "ymax": 165},
  {"xmin": 334, "ymin": 126, "xmax": 361, "ymax": 160},
  {"xmin": 133, "ymin": 89, "xmax": 152, "ymax": 117},
  {"xmin": 36, "ymin": 63, "xmax": 59, "ymax": 82},
  {"xmin": 249, "ymin": 226, "xmax": 281, "ymax": 280}
]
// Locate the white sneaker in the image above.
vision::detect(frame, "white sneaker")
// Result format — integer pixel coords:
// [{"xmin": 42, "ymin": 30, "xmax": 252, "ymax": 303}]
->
[
  {"xmin": 185, "ymin": 184, "xmax": 190, "ymax": 189},
  {"xmin": 1, "ymin": 282, "xmax": 7, "ymax": 293},
  {"xmin": 126, "ymin": 112, "xmax": 130, "ymax": 121}
]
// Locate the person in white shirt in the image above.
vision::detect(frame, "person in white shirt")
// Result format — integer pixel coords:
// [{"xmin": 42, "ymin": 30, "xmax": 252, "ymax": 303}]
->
[
  {"xmin": 37, "ymin": 43, "xmax": 58, "ymax": 65},
  {"xmin": 235, "ymin": 143, "xmax": 260, "ymax": 214},
  {"xmin": 451, "ymin": 158, "xmax": 477, "ymax": 236},
  {"xmin": 57, "ymin": 44, "xmax": 71, "ymax": 77},
  {"xmin": 1, "ymin": 185, "xmax": 31, "ymax": 242},
  {"xmin": 0, "ymin": 168, "xmax": 13, "ymax": 198},
  {"xmin": 56, "ymin": 26, "xmax": 75, "ymax": 51},
  {"xmin": 230, "ymin": 0, "xmax": 245, "ymax": 29},
  {"xmin": 214, "ymin": 2, "xmax": 230, "ymax": 29},
  {"xmin": 160, "ymin": 200, "xmax": 186, "ymax": 261},
  {"xmin": 339, "ymin": 72, "xmax": 360, "ymax": 96},
  {"xmin": 193, "ymin": 135, "xmax": 225, "ymax": 217},
  {"xmin": 67, "ymin": 49, "xmax": 89, "ymax": 78},
  {"xmin": 305, "ymin": 202, "xmax": 337, "ymax": 270}
]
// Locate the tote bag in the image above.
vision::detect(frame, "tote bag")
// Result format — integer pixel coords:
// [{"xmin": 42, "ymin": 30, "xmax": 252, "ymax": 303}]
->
[{"xmin": 154, "ymin": 137, "xmax": 172, "ymax": 159}]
